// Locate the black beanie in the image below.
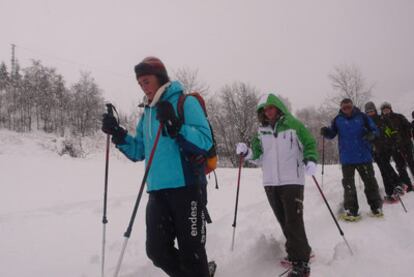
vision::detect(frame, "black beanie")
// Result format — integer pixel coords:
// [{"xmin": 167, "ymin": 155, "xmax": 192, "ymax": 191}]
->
[
  {"xmin": 134, "ymin": 56, "xmax": 169, "ymax": 85},
  {"xmin": 364, "ymin": 101, "xmax": 377, "ymax": 113}
]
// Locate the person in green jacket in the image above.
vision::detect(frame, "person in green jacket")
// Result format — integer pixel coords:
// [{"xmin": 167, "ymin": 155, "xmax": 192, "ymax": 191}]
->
[{"xmin": 236, "ymin": 93, "xmax": 317, "ymax": 277}]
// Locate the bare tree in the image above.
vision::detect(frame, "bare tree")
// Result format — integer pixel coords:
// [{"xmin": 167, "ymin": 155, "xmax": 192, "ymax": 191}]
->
[
  {"xmin": 173, "ymin": 67, "xmax": 209, "ymax": 94},
  {"xmin": 208, "ymin": 82, "xmax": 260, "ymax": 166},
  {"xmin": 327, "ymin": 64, "xmax": 373, "ymax": 110},
  {"xmin": 295, "ymin": 106, "xmax": 339, "ymax": 164}
]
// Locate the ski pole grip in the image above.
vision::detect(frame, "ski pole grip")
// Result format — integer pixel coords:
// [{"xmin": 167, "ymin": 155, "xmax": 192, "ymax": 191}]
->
[{"xmin": 106, "ymin": 103, "xmax": 114, "ymax": 116}]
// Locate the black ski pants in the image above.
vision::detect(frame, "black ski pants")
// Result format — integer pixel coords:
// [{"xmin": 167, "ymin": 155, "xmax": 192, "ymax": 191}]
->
[
  {"xmin": 264, "ymin": 185, "xmax": 311, "ymax": 263},
  {"xmin": 341, "ymin": 163, "xmax": 382, "ymax": 213},
  {"xmin": 146, "ymin": 185, "xmax": 209, "ymax": 277},
  {"xmin": 392, "ymin": 142, "xmax": 414, "ymax": 186},
  {"xmin": 374, "ymin": 149, "xmax": 402, "ymax": 196}
]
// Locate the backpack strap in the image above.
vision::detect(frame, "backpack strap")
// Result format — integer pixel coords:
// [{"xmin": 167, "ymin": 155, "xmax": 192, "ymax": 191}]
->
[
  {"xmin": 177, "ymin": 94, "xmax": 187, "ymax": 124},
  {"xmin": 177, "ymin": 93, "xmax": 208, "ymax": 124}
]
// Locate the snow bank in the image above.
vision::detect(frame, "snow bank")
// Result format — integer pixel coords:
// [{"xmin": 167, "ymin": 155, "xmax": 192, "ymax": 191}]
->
[{"xmin": 1, "ymin": 129, "xmax": 414, "ymax": 277}]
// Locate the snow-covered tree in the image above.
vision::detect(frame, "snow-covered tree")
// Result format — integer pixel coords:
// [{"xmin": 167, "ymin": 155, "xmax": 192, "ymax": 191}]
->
[
  {"xmin": 0, "ymin": 62, "xmax": 9, "ymax": 127},
  {"xmin": 295, "ymin": 106, "xmax": 339, "ymax": 164},
  {"xmin": 69, "ymin": 72, "xmax": 105, "ymax": 136},
  {"xmin": 208, "ymin": 82, "xmax": 260, "ymax": 167},
  {"xmin": 173, "ymin": 67, "xmax": 209, "ymax": 95},
  {"xmin": 327, "ymin": 64, "xmax": 373, "ymax": 110}
]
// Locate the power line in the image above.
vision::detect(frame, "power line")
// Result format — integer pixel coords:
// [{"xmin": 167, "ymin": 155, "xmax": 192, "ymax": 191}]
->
[{"xmin": 4, "ymin": 42, "xmax": 131, "ymax": 80}]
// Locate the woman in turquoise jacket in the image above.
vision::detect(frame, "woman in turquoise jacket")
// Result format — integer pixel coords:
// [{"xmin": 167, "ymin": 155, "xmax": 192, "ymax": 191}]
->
[{"xmin": 102, "ymin": 57, "xmax": 213, "ymax": 277}]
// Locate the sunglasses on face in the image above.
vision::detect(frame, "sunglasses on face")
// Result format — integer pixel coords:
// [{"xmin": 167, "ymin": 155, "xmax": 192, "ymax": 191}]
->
[{"xmin": 341, "ymin": 105, "xmax": 353, "ymax": 111}]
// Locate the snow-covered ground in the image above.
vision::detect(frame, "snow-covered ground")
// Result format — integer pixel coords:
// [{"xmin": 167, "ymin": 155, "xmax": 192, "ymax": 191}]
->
[{"xmin": 1, "ymin": 129, "xmax": 414, "ymax": 277}]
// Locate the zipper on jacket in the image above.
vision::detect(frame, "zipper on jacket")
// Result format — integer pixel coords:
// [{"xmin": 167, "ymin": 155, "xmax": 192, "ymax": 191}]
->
[
  {"xmin": 296, "ymin": 159, "xmax": 300, "ymax": 177},
  {"xmin": 296, "ymin": 138, "xmax": 302, "ymax": 152},
  {"xmin": 274, "ymin": 129, "xmax": 280, "ymax": 184},
  {"xmin": 273, "ymin": 121, "xmax": 279, "ymax": 137},
  {"xmin": 290, "ymin": 131, "xmax": 293, "ymax": 149}
]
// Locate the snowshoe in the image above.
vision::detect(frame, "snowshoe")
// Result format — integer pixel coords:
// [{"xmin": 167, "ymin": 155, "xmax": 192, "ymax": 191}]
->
[
  {"xmin": 369, "ymin": 208, "xmax": 384, "ymax": 218},
  {"xmin": 339, "ymin": 211, "xmax": 361, "ymax": 222},
  {"xmin": 280, "ymin": 252, "xmax": 315, "ymax": 269},
  {"xmin": 208, "ymin": 261, "xmax": 217, "ymax": 277}
]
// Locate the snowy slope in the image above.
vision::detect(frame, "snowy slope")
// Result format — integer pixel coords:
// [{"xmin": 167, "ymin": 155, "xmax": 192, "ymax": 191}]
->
[{"xmin": 1, "ymin": 130, "xmax": 414, "ymax": 277}]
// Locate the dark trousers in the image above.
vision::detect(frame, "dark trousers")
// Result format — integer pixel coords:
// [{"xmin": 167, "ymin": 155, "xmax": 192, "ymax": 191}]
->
[
  {"xmin": 341, "ymin": 163, "xmax": 382, "ymax": 213},
  {"xmin": 374, "ymin": 150, "xmax": 402, "ymax": 196},
  {"xmin": 264, "ymin": 185, "xmax": 311, "ymax": 262},
  {"xmin": 392, "ymin": 142, "xmax": 414, "ymax": 186},
  {"xmin": 146, "ymin": 185, "xmax": 209, "ymax": 277}
]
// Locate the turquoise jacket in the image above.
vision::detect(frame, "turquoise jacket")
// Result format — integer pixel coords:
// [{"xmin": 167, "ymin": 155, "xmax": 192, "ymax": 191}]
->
[{"xmin": 116, "ymin": 81, "xmax": 213, "ymax": 192}]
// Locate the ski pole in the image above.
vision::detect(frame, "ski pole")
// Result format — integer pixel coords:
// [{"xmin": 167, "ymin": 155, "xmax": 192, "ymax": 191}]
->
[
  {"xmin": 311, "ymin": 175, "xmax": 354, "ymax": 255},
  {"xmin": 397, "ymin": 194, "xmax": 408, "ymax": 213},
  {"xmin": 214, "ymin": 170, "xmax": 219, "ymax": 189},
  {"xmin": 231, "ymin": 155, "xmax": 244, "ymax": 251},
  {"xmin": 101, "ymin": 103, "xmax": 114, "ymax": 277},
  {"xmin": 113, "ymin": 123, "xmax": 163, "ymax": 277},
  {"xmin": 321, "ymin": 136, "xmax": 325, "ymax": 188}
]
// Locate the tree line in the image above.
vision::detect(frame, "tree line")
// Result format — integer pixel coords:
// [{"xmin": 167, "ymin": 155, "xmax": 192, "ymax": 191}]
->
[
  {"xmin": 0, "ymin": 59, "xmax": 372, "ymax": 165},
  {"xmin": 0, "ymin": 60, "xmax": 104, "ymax": 137}
]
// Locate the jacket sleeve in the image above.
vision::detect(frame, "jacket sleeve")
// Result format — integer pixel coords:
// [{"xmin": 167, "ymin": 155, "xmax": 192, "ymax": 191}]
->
[
  {"xmin": 399, "ymin": 114, "xmax": 412, "ymax": 139},
  {"xmin": 324, "ymin": 117, "xmax": 338, "ymax": 139},
  {"xmin": 176, "ymin": 96, "xmax": 213, "ymax": 155},
  {"xmin": 116, "ymin": 116, "xmax": 145, "ymax": 162},
  {"xmin": 295, "ymin": 120, "xmax": 319, "ymax": 163}
]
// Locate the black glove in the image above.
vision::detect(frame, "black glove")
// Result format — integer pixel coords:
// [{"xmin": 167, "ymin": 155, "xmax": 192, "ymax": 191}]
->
[
  {"xmin": 320, "ymin": 126, "xmax": 329, "ymax": 136},
  {"xmin": 156, "ymin": 100, "xmax": 182, "ymax": 138},
  {"xmin": 101, "ymin": 113, "xmax": 127, "ymax": 144},
  {"xmin": 363, "ymin": 132, "xmax": 376, "ymax": 142}
]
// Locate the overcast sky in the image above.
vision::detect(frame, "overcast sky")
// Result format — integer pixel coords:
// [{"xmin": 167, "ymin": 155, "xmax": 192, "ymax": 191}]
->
[{"xmin": 1, "ymin": 0, "xmax": 413, "ymax": 113}]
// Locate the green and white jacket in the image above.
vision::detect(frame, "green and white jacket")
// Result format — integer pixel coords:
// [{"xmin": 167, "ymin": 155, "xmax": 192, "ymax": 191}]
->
[{"xmin": 250, "ymin": 94, "xmax": 318, "ymax": 187}]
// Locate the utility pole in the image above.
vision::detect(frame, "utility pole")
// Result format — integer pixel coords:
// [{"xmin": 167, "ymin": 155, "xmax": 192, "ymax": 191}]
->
[{"xmin": 11, "ymin": 43, "xmax": 16, "ymax": 77}]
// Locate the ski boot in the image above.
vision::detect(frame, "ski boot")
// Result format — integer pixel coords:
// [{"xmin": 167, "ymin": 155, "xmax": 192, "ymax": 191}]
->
[
  {"xmin": 287, "ymin": 261, "xmax": 310, "ymax": 277},
  {"xmin": 280, "ymin": 252, "xmax": 315, "ymax": 268},
  {"xmin": 393, "ymin": 186, "xmax": 405, "ymax": 196}
]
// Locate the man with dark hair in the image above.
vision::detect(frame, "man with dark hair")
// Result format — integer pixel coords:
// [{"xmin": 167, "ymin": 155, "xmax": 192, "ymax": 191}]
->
[
  {"xmin": 101, "ymin": 56, "xmax": 215, "ymax": 277},
  {"xmin": 321, "ymin": 98, "xmax": 383, "ymax": 221},
  {"xmin": 364, "ymin": 102, "xmax": 403, "ymax": 202},
  {"xmin": 380, "ymin": 102, "xmax": 414, "ymax": 192}
]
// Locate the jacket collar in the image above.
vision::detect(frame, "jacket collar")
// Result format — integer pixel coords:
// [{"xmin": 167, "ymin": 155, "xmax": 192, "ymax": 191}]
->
[{"xmin": 140, "ymin": 82, "xmax": 171, "ymax": 108}]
